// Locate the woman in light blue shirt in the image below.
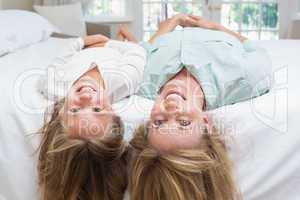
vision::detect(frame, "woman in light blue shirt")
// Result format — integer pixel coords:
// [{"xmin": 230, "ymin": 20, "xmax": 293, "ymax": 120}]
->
[
  {"xmin": 128, "ymin": 14, "xmax": 271, "ymax": 200},
  {"xmin": 139, "ymin": 14, "xmax": 271, "ymax": 110}
]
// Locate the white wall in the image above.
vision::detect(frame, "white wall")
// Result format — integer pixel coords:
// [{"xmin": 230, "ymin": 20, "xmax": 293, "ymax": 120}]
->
[
  {"xmin": 1, "ymin": 0, "xmax": 33, "ymax": 10},
  {"xmin": 126, "ymin": 0, "xmax": 144, "ymax": 41},
  {"xmin": 279, "ymin": 0, "xmax": 298, "ymax": 38}
]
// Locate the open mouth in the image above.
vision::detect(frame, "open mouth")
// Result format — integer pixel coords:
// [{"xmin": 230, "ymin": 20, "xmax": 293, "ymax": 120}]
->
[
  {"xmin": 76, "ymin": 85, "xmax": 97, "ymax": 93},
  {"xmin": 165, "ymin": 90, "xmax": 186, "ymax": 100}
]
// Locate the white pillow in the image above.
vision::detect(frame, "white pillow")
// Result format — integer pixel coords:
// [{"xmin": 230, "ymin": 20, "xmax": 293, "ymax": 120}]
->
[
  {"xmin": 34, "ymin": 3, "xmax": 87, "ymax": 37},
  {"xmin": 0, "ymin": 10, "xmax": 58, "ymax": 57}
]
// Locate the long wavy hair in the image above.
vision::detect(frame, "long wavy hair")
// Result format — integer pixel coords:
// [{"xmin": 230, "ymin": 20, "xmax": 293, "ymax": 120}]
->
[
  {"xmin": 129, "ymin": 123, "xmax": 240, "ymax": 200},
  {"xmin": 37, "ymin": 100, "xmax": 128, "ymax": 200}
]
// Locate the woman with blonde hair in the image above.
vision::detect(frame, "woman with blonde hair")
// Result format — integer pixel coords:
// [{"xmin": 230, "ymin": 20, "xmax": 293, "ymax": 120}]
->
[
  {"xmin": 129, "ymin": 14, "xmax": 272, "ymax": 200},
  {"xmin": 37, "ymin": 29, "xmax": 146, "ymax": 200}
]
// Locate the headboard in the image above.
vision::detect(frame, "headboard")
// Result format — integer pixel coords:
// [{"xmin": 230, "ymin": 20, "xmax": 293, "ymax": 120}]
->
[{"xmin": 0, "ymin": 0, "xmax": 33, "ymax": 11}]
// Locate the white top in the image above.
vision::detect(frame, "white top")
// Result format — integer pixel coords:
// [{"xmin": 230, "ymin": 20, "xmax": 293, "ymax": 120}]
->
[{"xmin": 38, "ymin": 38, "xmax": 146, "ymax": 103}]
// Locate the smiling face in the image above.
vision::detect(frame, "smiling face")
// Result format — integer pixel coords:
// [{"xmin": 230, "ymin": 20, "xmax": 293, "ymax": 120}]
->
[
  {"xmin": 62, "ymin": 69, "xmax": 114, "ymax": 139},
  {"xmin": 149, "ymin": 69, "xmax": 210, "ymax": 153}
]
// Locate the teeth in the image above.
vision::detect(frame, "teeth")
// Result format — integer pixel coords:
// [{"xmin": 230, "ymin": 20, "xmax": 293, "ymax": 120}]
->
[
  {"xmin": 79, "ymin": 86, "xmax": 95, "ymax": 92},
  {"xmin": 166, "ymin": 93, "xmax": 184, "ymax": 100},
  {"xmin": 82, "ymin": 87, "xmax": 93, "ymax": 92}
]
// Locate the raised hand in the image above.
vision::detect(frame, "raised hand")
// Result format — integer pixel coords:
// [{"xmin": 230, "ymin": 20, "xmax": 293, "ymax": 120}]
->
[
  {"xmin": 183, "ymin": 15, "xmax": 220, "ymax": 30},
  {"xmin": 116, "ymin": 24, "xmax": 138, "ymax": 43},
  {"xmin": 149, "ymin": 14, "xmax": 189, "ymax": 43},
  {"xmin": 158, "ymin": 14, "xmax": 189, "ymax": 34},
  {"xmin": 183, "ymin": 15, "xmax": 247, "ymax": 42}
]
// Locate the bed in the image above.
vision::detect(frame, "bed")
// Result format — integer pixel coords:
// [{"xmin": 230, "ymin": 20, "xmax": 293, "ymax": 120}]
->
[{"xmin": 1, "ymin": 10, "xmax": 300, "ymax": 200}]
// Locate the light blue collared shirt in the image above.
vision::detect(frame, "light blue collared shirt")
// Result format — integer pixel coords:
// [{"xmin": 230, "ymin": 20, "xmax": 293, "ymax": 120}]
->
[{"xmin": 138, "ymin": 28, "xmax": 272, "ymax": 110}]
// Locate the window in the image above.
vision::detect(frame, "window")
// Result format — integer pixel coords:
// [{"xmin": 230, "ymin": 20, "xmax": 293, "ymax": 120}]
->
[
  {"xmin": 142, "ymin": 0, "xmax": 279, "ymax": 40},
  {"xmin": 221, "ymin": 0, "xmax": 279, "ymax": 40},
  {"xmin": 85, "ymin": 0, "xmax": 125, "ymax": 16},
  {"xmin": 143, "ymin": 0, "xmax": 203, "ymax": 40},
  {"xmin": 85, "ymin": 0, "xmax": 279, "ymax": 40}
]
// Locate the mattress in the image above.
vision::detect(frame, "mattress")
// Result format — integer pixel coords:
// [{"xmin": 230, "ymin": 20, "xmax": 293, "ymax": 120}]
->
[{"xmin": 0, "ymin": 37, "xmax": 299, "ymax": 200}]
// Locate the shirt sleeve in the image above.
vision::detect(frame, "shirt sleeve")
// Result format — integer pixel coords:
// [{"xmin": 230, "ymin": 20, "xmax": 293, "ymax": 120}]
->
[
  {"xmin": 50, "ymin": 37, "xmax": 84, "ymax": 68},
  {"xmin": 104, "ymin": 40, "xmax": 147, "ymax": 102},
  {"xmin": 243, "ymin": 39, "xmax": 258, "ymax": 52},
  {"xmin": 139, "ymin": 41, "xmax": 158, "ymax": 54},
  {"xmin": 105, "ymin": 40, "xmax": 146, "ymax": 78},
  {"xmin": 38, "ymin": 37, "xmax": 84, "ymax": 100},
  {"xmin": 242, "ymin": 40, "xmax": 272, "ymax": 95}
]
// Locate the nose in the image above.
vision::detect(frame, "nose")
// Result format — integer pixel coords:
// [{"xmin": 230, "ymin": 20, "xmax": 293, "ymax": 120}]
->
[
  {"xmin": 78, "ymin": 92, "xmax": 93, "ymax": 104},
  {"xmin": 163, "ymin": 99, "xmax": 179, "ymax": 113}
]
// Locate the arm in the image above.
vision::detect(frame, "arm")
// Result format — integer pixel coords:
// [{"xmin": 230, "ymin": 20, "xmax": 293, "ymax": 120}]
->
[
  {"xmin": 49, "ymin": 34, "xmax": 109, "ymax": 67},
  {"xmin": 39, "ymin": 34, "xmax": 108, "ymax": 99},
  {"xmin": 82, "ymin": 34, "xmax": 109, "ymax": 48},
  {"xmin": 84, "ymin": 28, "xmax": 137, "ymax": 48},
  {"xmin": 116, "ymin": 24, "xmax": 138, "ymax": 43},
  {"xmin": 185, "ymin": 16, "xmax": 271, "ymax": 92},
  {"xmin": 49, "ymin": 38, "xmax": 84, "ymax": 68},
  {"xmin": 218, "ymin": 25, "xmax": 247, "ymax": 43},
  {"xmin": 149, "ymin": 14, "xmax": 188, "ymax": 43},
  {"xmin": 184, "ymin": 15, "xmax": 248, "ymax": 42},
  {"xmin": 38, "ymin": 37, "xmax": 84, "ymax": 100},
  {"xmin": 105, "ymin": 40, "xmax": 145, "ymax": 58}
]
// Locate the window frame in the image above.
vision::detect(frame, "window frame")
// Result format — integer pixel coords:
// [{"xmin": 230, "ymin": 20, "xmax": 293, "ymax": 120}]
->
[
  {"xmin": 85, "ymin": 0, "xmax": 126, "ymax": 17},
  {"xmin": 141, "ymin": 0, "xmax": 279, "ymax": 40},
  {"xmin": 142, "ymin": 0, "xmax": 203, "ymax": 40},
  {"xmin": 219, "ymin": 0, "xmax": 279, "ymax": 40}
]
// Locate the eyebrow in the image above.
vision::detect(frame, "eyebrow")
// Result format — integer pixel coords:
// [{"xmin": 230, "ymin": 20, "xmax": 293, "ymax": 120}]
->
[
  {"xmin": 68, "ymin": 112, "xmax": 112, "ymax": 117},
  {"xmin": 151, "ymin": 112, "xmax": 193, "ymax": 119}
]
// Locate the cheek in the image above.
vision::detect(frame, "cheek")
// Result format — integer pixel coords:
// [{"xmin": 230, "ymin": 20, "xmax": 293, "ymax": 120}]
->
[
  {"xmin": 65, "ymin": 88, "xmax": 81, "ymax": 104},
  {"xmin": 148, "ymin": 130, "xmax": 174, "ymax": 153},
  {"xmin": 148, "ymin": 129, "xmax": 202, "ymax": 152},
  {"xmin": 152, "ymin": 98, "xmax": 163, "ymax": 112},
  {"xmin": 184, "ymin": 98, "xmax": 203, "ymax": 112},
  {"xmin": 102, "ymin": 95, "xmax": 113, "ymax": 108},
  {"xmin": 97, "ymin": 90, "xmax": 111, "ymax": 104}
]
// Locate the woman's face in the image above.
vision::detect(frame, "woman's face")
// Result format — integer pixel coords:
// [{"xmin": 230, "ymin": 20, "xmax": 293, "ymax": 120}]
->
[
  {"xmin": 148, "ymin": 70, "xmax": 209, "ymax": 153},
  {"xmin": 62, "ymin": 73, "xmax": 113, "ymax": 139}
]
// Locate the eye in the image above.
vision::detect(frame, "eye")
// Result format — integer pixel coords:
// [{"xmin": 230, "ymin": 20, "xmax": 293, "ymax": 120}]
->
[
  {"xmin": 152, "ymin": 120, "xmax": 164, "ymax": 128},
  {"xmin": 70, "ymin": 108, "xmax": 80, "ymax": 113},
  {"xmin": 179, "ymin": 120, "xmax": 191, "ymax": 127},
  {"xmin": 93, "ymin": 107, "xmax": 102, "ymax": 112}
]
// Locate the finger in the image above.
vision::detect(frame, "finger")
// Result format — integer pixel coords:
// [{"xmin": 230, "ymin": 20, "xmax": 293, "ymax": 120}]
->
[
  {"xmin": 119, "ymin": 27, "xmax": 137, "ymax": 42},
  {"xmin": 116, "ymin": 25, "xmax": 122, "ymax": 33},
  {"xmin": 188, "ymin": 15, "xmax": 202, "ymax": 21},
  {"xmin": 116, "ymin": 29, "xmax": 122, "ymax": 37},
  {"xmin": 99, "ymin": 35, "xmax": 109, "ymax": 41},
  {"xmin": 185, "ymin": 17, "xmax": 199, "ymax": 27},
  {"xmin": 188, "ymin": 14, "xmax": 200, "ymax": 19},
  {"xmin": 116, "ymin": 33, "xmax": 124, "ymax": 41},
  {"xmin": 83, "ymin": 35, "xmax": 107, "ymax": 47},
  {"xmin": 92, "ymin": 35, "xmax": 109, "ymax": 43}
]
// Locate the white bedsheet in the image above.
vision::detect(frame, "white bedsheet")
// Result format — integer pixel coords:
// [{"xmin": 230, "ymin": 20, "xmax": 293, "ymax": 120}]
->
[{"xmin": 0, "ymin": 38, "xmax": 299, "ymax": 200}]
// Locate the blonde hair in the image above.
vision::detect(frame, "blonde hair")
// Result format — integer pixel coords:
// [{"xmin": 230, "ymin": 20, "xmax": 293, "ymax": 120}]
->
[
  {"xmin": 129, "ymin": 123, "xmax": 240, "ymax": 200},
  {"xmin": 38, "ymin": 100, "xmax": 128, "ymax": 200}
]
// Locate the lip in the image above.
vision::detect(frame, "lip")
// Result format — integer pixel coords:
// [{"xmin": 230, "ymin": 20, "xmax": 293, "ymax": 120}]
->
[
  {"xmin": 76, "ymin": 84, "xmax": 97, "ymax": 93},
  {"xmin": 164, "ymin": 89, "xmax": 186, "ymax": 100}
]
